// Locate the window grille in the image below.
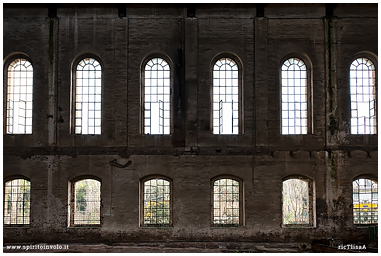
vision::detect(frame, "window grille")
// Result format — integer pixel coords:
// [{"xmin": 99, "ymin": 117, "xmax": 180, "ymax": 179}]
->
[
  {"xmin": 6, "ymin": 58, "xmax": 33, "ymax": 134},
  {"xmin": 3, "ymin": 179, "xmax": 31, "ymax": 226},
  {"xmin": 74, "ymin": 58, "xmax": 102, "ymax": 135},
  {"xmin": 282, "ymin": 178, "xmax": 309, "ymax": 225},
  {"xmin": 212, "ymin": 178, "xmax": 240, "ymax": 226},
  {"xmin": 353, "ymin": 178, "xmax": 378, "ymax": 225},
  {"xmin": 72, "ymin": 179, "xmax": 101, "ymax": 226},
  {"xmin": 213, "ymin": 58, "xmax": 239, "ymax": 134},
  {"xmin": 281, "ymin": 58, "xmax": 308, "ymax": 135},
  {"xmin": 144, "ymin": 58, "xmax": 171, "ymax": 135},
  {"xmin": 350, "ymin": 58, "xmax": 377, "ymax": 134},
  {"xmin": 143, "ymin": 178, "xmax": 171, "ymax": 226}
]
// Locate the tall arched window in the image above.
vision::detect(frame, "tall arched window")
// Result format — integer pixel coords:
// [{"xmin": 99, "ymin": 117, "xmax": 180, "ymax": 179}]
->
[
  {"xmin": 73, "ymin": 57, "xmax": 102, "ymax": 135},
  {"xmin": 281, "ymin": 58, "xmax": 309, "ymax": 135},
  {"xmin": 212, "ymin": 177, "xmax": 243, "ymax": 226},
  {"xmin": 70, "ymin": 178, "xmax": 101, "ymax": 226},
  {"xmin": 141, "ymin": 177, "xmax": 172, "ymax": 227},
  {"xmin": 4, "ymin": 178, "xmax": 31, "ymax": 226},
  {"xmin": 6, "ymin": 58, "xmax": 33, "ymax": 134},
  {"xmin": 353, "ymin": 178, "xmax": 378, "ymax": 225},
  {"xmin": 350, "ymin": 58, "xmax": 377, "ymax": 134},
  {"xmin": 282, "ymin": 177, "xmax": 314, "ymax": 226},
  {"xmin": 212, "ymin": 58, "xmax": 240, "ymax": 134},
  {"xmin": 143, "ymin": 57, "xmax": 171, "ymax": 135}
]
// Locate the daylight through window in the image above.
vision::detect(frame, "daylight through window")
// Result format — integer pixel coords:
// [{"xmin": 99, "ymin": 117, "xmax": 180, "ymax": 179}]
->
[
  {"xmin": 6, "ymin": 58, "xmax": 33, "ymax": 134},
  {"xmin": 74, "ymin": 58, "xmax": 102, "ymax": 135},
  {"xmin": 353, "ymin": 178, "xmax": 378, "ymax": 225},
  {"xmin": 282, "ymin": 178, "xmax": 309, "ymax": 225},
  {"xmin": 143, "ymin": 178, "xmax": 171, "ymax": 226},
  {"xmin": 350, "ymin": 58, "xmax": 377, "ymax": 134},
  {"xmin": 281, "ymin": 58, "xmax": 308, "ymax": 135},
  {"xmin": 212, "ymin": 178, "xmax": 240, "ymax": 226},
  {"xmin": 73, "ymin": 179, "xmax": 101, "ymax": 226},
  {"xmin": 213, "ymin": 58, "xmax": 239, "ymax": 134},
  {"xmin": 144, "ymin": 58, "xmax": 171, "ymax": 135},
  {"xmin": 4, "ymin": 179, "xmax": 31, "ymax": 226}
]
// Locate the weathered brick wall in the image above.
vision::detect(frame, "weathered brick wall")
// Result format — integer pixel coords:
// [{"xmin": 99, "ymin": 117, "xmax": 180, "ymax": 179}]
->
[{"xmin": 3, "ymin": 3, "xmax": 378, "ymax": 243}]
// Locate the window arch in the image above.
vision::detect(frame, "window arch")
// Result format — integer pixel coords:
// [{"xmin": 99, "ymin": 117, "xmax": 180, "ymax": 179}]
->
[
  {"xmin": 281, "ymin": 57, "xmax": 311, "ymax": 135},
  {"xmin": 73, "ymin": 57, "xmax": 102, "ymax": 135},
  {"xmin": 212, "ymin": 57, "xmax": 241, "ymax": 134},
  {"xmin": 353, "ymin": 178, "xmax": 378, "ymax": 225},
  {"xmin": 141, "ymin": 176, "xmax": 172, "ymax": 227},
  {"xmin": 69, "ymin": 178, "xmax": 101, "ymax": 226},
  {"xmin": 6, "ymin": 57, "xmax": 33, "ymax": 134},
  {"xmin": 142, "ymin": 57, "xmax": 171, "ymax": 135},
  {"xmin": 282, "ymin": 176, "xmax": 314, "ymax": 226},
  {"xmin": 211, "ymin": 176, "xmax": 243, "ymax": 226},
  {"xmin": 4, "ymin": 178, "xmax": 31, "ymax": 226},
  {"xmin": 350, "ymin": 57, "xmax": 377, "ymax": 134}
]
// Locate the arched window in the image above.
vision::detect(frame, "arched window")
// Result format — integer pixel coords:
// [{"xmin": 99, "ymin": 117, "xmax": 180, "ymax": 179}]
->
[
  {"xmin": 4, "ymin": 178, "xmax": 31, "ymax": 226},
  {"xmin": 350, "ymin": 58, "xmax": 377, "ymax": 134},
  {"xmin": 6, "ymin": 58, "xmax": 33, "ymax": 134},
  {"xmin": 141, "ymin": 177, "xmax": 171, "ymax": 226},
  {"xmin": 143, "ymin": 57, "xmax": 171, "ymax": 135},
  {"xmin": 282, "ymin": 177, "xmax": 314, "ymax": 226},
  {"xmin": 73, "ymin": 57, "xmax": 102, "ymax": 135},
  {"xmin": 353, "ymin": 178, "xmax": 378, "ymax": 225},
  {"xmin": 212, "ymin": 58, "xmax": 240, "ymax": 134},
  {"xmin": 70, "ymin": 178, "xmax": 101, "ymax": 226},
  {"xmin": 212, "ymin": 177, "xmax": 243, "ymax": 226},
  {"xmin": 281, "ymin": 58, "xmax": 309, "ymax": 135}
]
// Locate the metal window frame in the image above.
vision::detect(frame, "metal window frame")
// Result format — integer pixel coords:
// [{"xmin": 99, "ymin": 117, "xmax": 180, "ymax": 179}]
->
[
  {"xmin": 211, "ymin": 55, "xmax": 243, "ymax": 135},
  {"xmin": 140, "ymin": 175, "xmax": 173, "ymax": 227},
  {"xmin": 141, "ymin": 55, "xmax": 173, "ymax": 135},
  {"xmin": 71, "ymin": 55, "xmax": 103, "ymax": 135},
  {"xmin": 280, "ymin": 57, "xmax": 312, "ymax": 135},
  {"xmin": 5, "ymin": 57, "xmax": 33, "ymax": 135},
  {"xmin": 3, "ymin": 178, "xmax": 31, "ymax": 227},
  {"xmin": 211, "ymin": 175, "xmax": 244, "ymax": 227},
  {"xmin": 352, "ymin": 178, "xmax": 378, "ymax": 226},
  {"xmin": 350, "ymin": 57, "xmax": 377, "ymax": 135}
]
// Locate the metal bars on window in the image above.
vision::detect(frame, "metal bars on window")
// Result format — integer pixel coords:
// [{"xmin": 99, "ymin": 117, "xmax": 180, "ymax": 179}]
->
[
  {"xmin": 3, "ymin": 179, "xmax": 31, "ymax": 226},
  {"xmin": 144, "ymin": 58, "xmax": 171, "ymax": 135},
  {"xmin": 212, "ymin": 178, "xmax": 240, "ymax": 226},
  {"xmin": 353, "ymin": 178, "xmax": 378, "ymax": 225},
  {"xmin": 281, "ymin": 58, "xmax": 308, "ymax": 135},
  {"xmin": 6, "ymin": 58, "xmax": 33, "ymax": 134},
  {"xmin": 282, "ymin": 179, "xmax": 309, "ymax": 225},
  {"xmin": 213, "ymin": 58, "xmax": 239, "ymax": 134},
  {"xmin": 73, "ymin": 179, "xmax": 101, "ymax": 226},
  {"xmin": 350, "ymin": 58, "xmax": 377, "ymax": 134},
  {"xmin": 143, "ymin": 178, "xmax": 171, "ymax": 226},
  {"xmin": 75, "ymin": 58, "xmax": 102, "ymax": 135}
]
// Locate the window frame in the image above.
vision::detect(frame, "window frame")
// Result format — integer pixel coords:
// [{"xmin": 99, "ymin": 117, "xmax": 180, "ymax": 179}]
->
[
  {"xmin": 3, "ymin": 176, "xmax": 31, "ymax": 228},
  {"xmin": 141, "ymin": 54, "xmax": 174, "ymax": 135},
  {"xmin": 281, "ymin": 175, "xmax": 315, "ymax": 228},
  {"xmin": 140, "ymin": 175, "xmax": 173, "ymax": 228},
  {"xmin": 4, "ymin": 54, "xmax": 34, "ymax": 135},
  {"xmin": 210, "ymin": 53, "xmax": 243, "ymax": 135},
  {"xmin": 68, "ymin": 176, "xmax": 102, "ymax": 227},
  {"xmin": 71, "ymin": 54, "xmax": 103, "ymax": 135},
  {"xmin": 279, "ymin": 54, "xmax": 313, "ymax": 135},
  {"xmin": 210, "ymin": 175, "xmax": 244, "ymax": 227},
  {"xmin": 352, "ymin": 176, "xmax": 378, "ymax": 227},
  {"xmin": 349, "ymin": 54, "xmax": 378, "ymax": 135}
]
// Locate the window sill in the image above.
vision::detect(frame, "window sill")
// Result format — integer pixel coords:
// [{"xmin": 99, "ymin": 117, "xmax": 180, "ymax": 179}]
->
[
  {"xmin": 4, "ymin": 225, "xmax": 30, "ymax": 228},
  {"xmin": 68, "ymin": 225, "xmax": 101, "ymax": 229},
  {"xmin": 282, "ymin": 225, "xmax": 316, "ymax": 229}
]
